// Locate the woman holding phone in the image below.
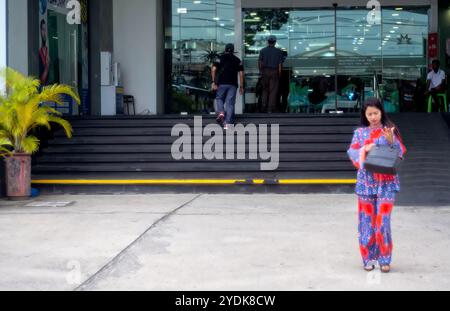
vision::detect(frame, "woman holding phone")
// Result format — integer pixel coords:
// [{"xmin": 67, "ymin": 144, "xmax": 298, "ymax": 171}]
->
[{"xmin": 347, "ymin": 98, "xmax": 407, "ymax": 273}]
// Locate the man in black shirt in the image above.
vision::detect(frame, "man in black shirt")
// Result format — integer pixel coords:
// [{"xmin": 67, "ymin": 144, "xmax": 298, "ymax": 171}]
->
[{"xmin": 211, "ymin": 44, "xmax": 244, "ymax": 129}]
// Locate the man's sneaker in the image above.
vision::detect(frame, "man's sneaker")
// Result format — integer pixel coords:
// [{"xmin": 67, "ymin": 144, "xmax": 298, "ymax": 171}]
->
[
  {"xmin": 223, "ymin": 123, "xmax": 229, "ymax": 130},
  {"xmin": 216, "ymin": 113, "xmax": 225, "ymax": 124}
]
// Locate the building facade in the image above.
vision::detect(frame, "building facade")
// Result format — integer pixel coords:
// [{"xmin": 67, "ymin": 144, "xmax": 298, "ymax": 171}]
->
[{"xmin": 1, "ymin": 0, "xmax": 449, "ymax": 116}]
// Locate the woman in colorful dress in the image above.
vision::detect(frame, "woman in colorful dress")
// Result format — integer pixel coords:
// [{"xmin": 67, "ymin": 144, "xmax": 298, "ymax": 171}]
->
[{"xmin": 347, "ymin": 98, "xmax": 407, "ymax": 273}]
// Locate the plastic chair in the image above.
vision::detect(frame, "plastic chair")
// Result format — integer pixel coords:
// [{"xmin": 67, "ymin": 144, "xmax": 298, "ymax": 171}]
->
[
  {"xmin": 298, "ymin": 97, "xmax": 313, "ymax": 113},
  {"xmin": 427, "ymin": 93, "xmax": 448, "ymax": 113},
  {"xmin": 287, "ymin": 101, "xmax": 300, "ymax": 113},
  {"xmin": 287, "ymin": 83, "xmax": 306, "ymax": 113},
  {"xmin": 384, "ymin": 90, "xmax": 400, "ymax": 113}
]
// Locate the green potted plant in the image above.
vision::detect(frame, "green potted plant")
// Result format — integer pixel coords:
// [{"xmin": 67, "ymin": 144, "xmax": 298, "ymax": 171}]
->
[{"xmin": 0, "ymin": 67, "xmax": 80, "ymax": 200}]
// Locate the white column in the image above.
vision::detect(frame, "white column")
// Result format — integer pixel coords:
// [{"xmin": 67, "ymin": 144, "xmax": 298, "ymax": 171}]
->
[
  {"xmin": 235, "ymin": 0, "xmax": 244, "ymax": 115},
  {"xmin": 7, "ymin": 0, "xmax": 28, "ymax": 76},
  {"xmin": 0, "ymin": 0, "xmax": 7, "ymax": 94},
  {"xmin": 429, "ymin": 0, "xmax": 438, "ymax": 33}
]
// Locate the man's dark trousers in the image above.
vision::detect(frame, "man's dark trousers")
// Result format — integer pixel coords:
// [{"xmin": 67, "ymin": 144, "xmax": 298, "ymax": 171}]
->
[{"xmin": 261, "ymin": 68, "xmax": 280, "ymax": 113}]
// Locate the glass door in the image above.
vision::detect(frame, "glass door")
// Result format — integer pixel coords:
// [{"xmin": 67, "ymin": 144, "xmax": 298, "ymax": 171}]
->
[
  {"xmin": 335, "ymin": 8, "xmax": 382, "ymax": 114},
  {"xmin": 47, "ymin": 10, "xmax": 81, "ymax": 115}
]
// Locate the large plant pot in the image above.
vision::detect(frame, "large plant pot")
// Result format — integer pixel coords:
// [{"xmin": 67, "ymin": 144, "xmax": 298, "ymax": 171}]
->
[{"xmin": 4, "ymin": 153, "xmax": 32, "ymax": 201}]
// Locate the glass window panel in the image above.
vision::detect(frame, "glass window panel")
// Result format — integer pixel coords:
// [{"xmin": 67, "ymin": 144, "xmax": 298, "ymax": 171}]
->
[
  {"xmin": 170, "ymin": 0, "xmax": 235, "ymax": 114},
  {"xmin": 168, "ymin": 3, "xmax": 431, "ymax": 114},
  {"xmin": 381, "ymin": 7, "xmax": 428, "ymax": 112},
  {"xmin": 243, "ymin": 8, "xmax": 336, "ymax": 114},
  {"xmin": 335, "ymin": 8, "xmax": 382, "ymax": 114}
]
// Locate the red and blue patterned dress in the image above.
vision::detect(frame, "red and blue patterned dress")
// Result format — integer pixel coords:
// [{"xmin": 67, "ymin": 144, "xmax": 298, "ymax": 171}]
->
[{"xmin": 347, "ymin": 126, "xmax": 407, "ymax": 267}]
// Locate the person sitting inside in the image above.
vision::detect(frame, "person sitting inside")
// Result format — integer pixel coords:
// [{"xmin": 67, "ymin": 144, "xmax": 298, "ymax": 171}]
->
[{"xmin": 425, "ymin": 59, "xmax": 447, "ymax": 111}]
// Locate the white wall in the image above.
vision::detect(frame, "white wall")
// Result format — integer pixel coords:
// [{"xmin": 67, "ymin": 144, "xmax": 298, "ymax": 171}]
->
[
  {"xmin": 7, "ymin": 0, "xmax": 28, "ymax": 76},
  {"xmin": 113, "ymin": 0, "xmax": 163, "ymax": 115},
  {"xmin": 429, "ymin": 0, "xmax": 438, "ymax": 33},
  {"xmin": 0, "ymin": 0, "xmax": 6, "ymax": 93}
]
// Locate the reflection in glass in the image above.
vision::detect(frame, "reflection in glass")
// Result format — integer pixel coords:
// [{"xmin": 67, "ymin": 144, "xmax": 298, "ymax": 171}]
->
[
  {"xmin": 171, "ymin": 0, "xmax": 235, "ymax": 114},
  {"xmin": 243, "ymin": 9, "xmax": 336, "ymax": 114},
  {"xmin": 381, "ymin": 7, "xmax": 428, "ymax": 112},
  {"xmin": 168, "ymin": 3, "xmax": 430, "ymax": 114},
  {"xmin": 242, "ymin": 6, "xmax": 429, "ymax": 114},
  {"xmin": 335, "ymin": 8, "xmax": 382, "ymax": 114}
]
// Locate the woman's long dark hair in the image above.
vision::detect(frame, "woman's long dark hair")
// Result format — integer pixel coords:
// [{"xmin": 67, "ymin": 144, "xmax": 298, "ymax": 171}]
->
[{"xmin": 361, "ymin": 98, "xmax": 403, "ymax": 142}]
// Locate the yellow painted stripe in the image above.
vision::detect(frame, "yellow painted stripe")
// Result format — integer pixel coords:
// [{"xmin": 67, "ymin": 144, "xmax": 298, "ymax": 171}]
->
[
  {"xmin": 31, "ymin": 179, "xmax": 247, "ymax": 185},
  {"xmin": 278, "ymin": 179, "xmax": 357, "ymax": 185},
  {"xmin": 252, "ymin": 179, "xmax": 266, "ymax": 185},
  {"xmin": 32, "ymin": 179, "xmax": 357, "ymax": 185}
]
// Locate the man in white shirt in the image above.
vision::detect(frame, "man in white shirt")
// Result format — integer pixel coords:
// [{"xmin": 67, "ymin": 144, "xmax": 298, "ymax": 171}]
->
[{"xmin": 426, "ymin": 60, "xmax": 447, "ymax": 111}]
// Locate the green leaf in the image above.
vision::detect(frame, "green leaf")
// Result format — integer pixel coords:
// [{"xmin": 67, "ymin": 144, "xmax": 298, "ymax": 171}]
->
[
  {"xmin": 48, "ymin": 115, "xmax": 73, "ymax": 139},
  {"xmin": 0, "ymin": 147, "xmax": 13, "ymax": 158},
  {"xmin": 0, "ymin": 137, "xmax": 12, "ymax": 146},
  {"xmin": 20, "ymin": 135, "xmax": 40, "ymax": 154}
]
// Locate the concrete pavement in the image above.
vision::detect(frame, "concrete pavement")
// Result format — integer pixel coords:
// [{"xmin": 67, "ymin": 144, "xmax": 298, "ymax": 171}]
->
[{"xmin": 0, "ymin": 194, "xmax": 449, "ymax": 291}]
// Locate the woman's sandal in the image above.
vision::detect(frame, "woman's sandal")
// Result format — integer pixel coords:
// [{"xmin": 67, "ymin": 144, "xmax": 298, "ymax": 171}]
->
[
  {"xmin": 381, "ymin": 265, "xmax": 391, "ymax": 273},
  {"xmin": 364, "ymin": 265, "xmax": 376, "ymax": 272}
]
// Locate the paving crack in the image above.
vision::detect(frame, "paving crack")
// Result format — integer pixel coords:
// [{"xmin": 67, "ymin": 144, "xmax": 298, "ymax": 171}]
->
[{"xmin": 74, "ymin": 194, "xmax": 203, "ymax": 291}]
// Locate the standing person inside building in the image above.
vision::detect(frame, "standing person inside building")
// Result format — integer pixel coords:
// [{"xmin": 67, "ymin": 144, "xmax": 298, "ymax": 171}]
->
[
  {"xmin": 211, "ymin": 43, "xmax": 244, "ymax": 130},
  {"xmin": 425, "ymin": 59, "xmax": 447, "ymax": 111},
  {"xmin": 347, "ymin": 98, "xmax": 407, "ymax": 274},
  {"xmin": 259, "ymin": 35, "xmax": 284, "ymax": 113}
]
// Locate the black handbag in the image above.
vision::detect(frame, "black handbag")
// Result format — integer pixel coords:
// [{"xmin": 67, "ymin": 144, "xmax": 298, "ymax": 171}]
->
[{"xmin": 364, "ymin": 145, "xmax": 401, "ymax": 175}]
